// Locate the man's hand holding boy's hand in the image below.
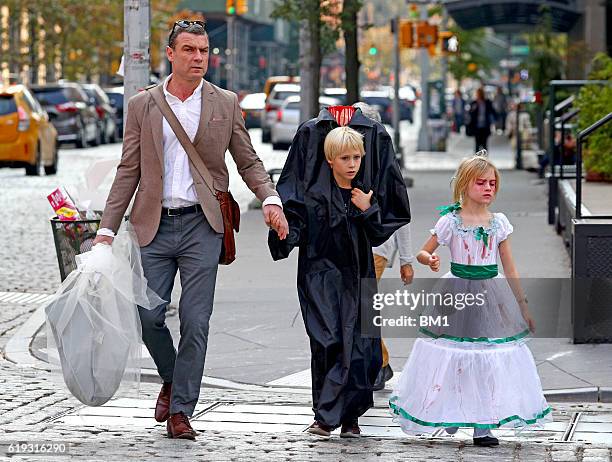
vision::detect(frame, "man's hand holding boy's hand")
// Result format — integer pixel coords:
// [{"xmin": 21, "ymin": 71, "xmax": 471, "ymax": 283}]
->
[
  {"xmin": 264, "ymin": 204, "xmax": 289, "ymax": 240},
  {"xmin": 351, "ymin": 188, "xmax": 373, "ymax": 212}
]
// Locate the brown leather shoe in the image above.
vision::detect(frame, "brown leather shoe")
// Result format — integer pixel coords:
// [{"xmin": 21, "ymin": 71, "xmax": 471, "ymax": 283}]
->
[
  {"xmin": 154, "ymin": 382, "xmax": 172, "ymax": 422},
  {"xmin": 166, "ymin": 412, "xmax": 196, "ymax": 440}
]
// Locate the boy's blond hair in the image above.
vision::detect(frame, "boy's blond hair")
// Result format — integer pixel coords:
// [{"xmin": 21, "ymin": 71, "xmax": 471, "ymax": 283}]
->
[
  {"xmin": 452, "ymin": 155, "xmax": 500, "ymax": 203},
  {"xmin": 324, "ymin": 126, "xmax": 365, "ymax": 162}
]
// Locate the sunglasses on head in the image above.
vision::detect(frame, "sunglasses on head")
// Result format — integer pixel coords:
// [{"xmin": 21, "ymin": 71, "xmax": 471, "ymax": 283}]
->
[{"xmin": 169, "ymin": 19, "xmax": 206, "ymax": 43}]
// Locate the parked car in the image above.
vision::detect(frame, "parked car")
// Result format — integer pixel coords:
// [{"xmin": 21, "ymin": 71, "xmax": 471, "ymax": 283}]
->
[
  {"xmin": 104, "ymin": 86, "xmax": 124, "ymax": 139},
  {"xmin": 240, "ymin": 92, "xmax": 266, "ymax": 129},
  {"xmin": 321, "ymin": 87, "xmax": 347, "ymax": 104},
  {"xmin": 30, "ymin": 82, "xmax": 99, "ymax": 148},
  {"xmin": 261, "ymin": 83, "xmax": 300, "ymax": 143},
  {"xmin": 360, "ymin": 90, "xmax": 393, "ymax": 124},
  {"xmin": 271, "ymin": 95, "xmax": 341, "ymax": 150},
  {"xmin": 399, "ymin": 85, "xmax": 417, "ymax": 123},
  {"xmin": 378, "ymin": 86, "xmax": 416, "ymax": 123},
  {"xmin": 0, "ymin": 84, "xmax": 58, "ymax": 175},
  {"xmin": 82, "ymin": 83, "xmax": 117, "ymax": 144},
  {"xmin": 263, "ymin": 75, "xmax": 300, "ymax": 98}
]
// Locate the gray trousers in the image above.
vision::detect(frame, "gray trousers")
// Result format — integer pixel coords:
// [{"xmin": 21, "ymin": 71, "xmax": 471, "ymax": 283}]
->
[{"xmin": 138, "ymin": 210, "xmax": 222, "ymax": 416}]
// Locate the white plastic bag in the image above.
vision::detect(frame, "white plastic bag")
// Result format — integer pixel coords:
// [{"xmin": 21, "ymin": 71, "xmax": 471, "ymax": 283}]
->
[{"xmin": 44, "ymin": 223, "xmax": 163, "ymax": 406}]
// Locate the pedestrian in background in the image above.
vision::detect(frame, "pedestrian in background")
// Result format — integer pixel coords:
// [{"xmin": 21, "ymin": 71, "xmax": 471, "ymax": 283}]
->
[
  {"xmin": 452, "ymin": 90, "xmax": 466, "ymax": 133},
  {"xmin": 467, "ymin": 88, "xmax": 496, "ymax": 152},
  {"xmin": 493, "ymin": 87, "xmax": 508, "ymax": 134}
]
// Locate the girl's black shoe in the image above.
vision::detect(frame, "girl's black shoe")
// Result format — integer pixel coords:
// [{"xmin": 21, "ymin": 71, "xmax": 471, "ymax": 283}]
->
[{"xmin": 473, "ymin": 436, "xmax": 499, "ymax": 447}]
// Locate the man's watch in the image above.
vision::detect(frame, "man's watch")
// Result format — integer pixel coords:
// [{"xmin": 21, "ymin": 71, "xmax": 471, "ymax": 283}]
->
[{"xmin": 517, "ymin": 296, "xmax": 528, "ymax": 304}]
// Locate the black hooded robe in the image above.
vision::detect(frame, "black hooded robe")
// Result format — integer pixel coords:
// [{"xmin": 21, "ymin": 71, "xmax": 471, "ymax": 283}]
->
[{"xmin": 269, "ymin": 108, "xmax": 411, "ymax": 427}]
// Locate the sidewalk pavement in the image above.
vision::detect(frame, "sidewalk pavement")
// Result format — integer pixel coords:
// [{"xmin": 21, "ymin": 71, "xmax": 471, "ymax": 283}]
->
[{"xmin": 394, "ymin": 124, "xmax": 540, "ymax": 172}]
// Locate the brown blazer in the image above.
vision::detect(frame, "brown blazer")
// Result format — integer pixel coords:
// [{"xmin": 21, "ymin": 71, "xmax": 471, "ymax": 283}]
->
[{"xmin": 99, "ymin": 80, "xmax": 278, "ymax": 246}]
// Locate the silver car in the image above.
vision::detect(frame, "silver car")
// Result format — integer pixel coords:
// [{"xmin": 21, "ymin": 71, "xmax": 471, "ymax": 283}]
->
[
  {"xmin": 270, "ymin": 95, "xmax": 341, "ymax": 150},
  {"xmin": 260, "ymin": 83, "xmax": 300, "ymax": 144}
]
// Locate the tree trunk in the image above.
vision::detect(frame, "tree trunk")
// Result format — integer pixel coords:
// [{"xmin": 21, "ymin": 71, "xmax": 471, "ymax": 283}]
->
[
  {"xmin": 8, "ymin": 4, "xmax": 21, "ymax": 80},
  {"xmin": 343, "ymin": 0, "xmax": 360, "ymax": 105},
  {"xmin": 28, "ymin": 8, "xmax": 38, "ymax": 84},
  {"xmin": 299, "ymin": 11, "xmax": 321, "ymax": 123}
]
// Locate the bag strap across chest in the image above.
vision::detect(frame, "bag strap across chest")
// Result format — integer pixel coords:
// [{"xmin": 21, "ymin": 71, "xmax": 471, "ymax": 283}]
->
[{"xmin": 148, "ymin": 85, "xmax": 216, "ymax": 197}]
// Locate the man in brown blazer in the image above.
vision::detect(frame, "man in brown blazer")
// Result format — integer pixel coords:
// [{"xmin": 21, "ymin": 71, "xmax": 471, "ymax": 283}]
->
[{"xmin": 93, "ymin": 20, "xmax": 288, "ymax": 440}]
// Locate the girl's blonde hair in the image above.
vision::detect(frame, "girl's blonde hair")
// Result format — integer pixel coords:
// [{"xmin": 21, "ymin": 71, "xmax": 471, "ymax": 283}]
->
[
  {"xmin": 452, "ymin": 155, "xmax": 500, "ymax": 203},
  {"xmin": 324, "ymin": 126, "xmax": 365, "ymax": 162}
]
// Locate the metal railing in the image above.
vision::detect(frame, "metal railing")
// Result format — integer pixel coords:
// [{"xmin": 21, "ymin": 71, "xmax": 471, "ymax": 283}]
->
[
  {"xmin": 575, "ymin": 112, "xmax": 612, "ymax": 219},
  {"xmin": 546, "ymin": 80, "xmax": 610, "ymax": 224},
  {"xmin": 556, "ymin": 107, "xmax": 580, "ymax": 179},
  {"xmin": 548, "ymin": 80, "xmax": 610, "ymax": 164}
]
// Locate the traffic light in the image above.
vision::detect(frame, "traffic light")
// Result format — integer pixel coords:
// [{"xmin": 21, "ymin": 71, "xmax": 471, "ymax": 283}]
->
[
  {"xmin": 236, "ymin": 0, "xmax": 248, "ymax": 15},
  {"xmin": 227, "ymin": 0, "xmax": 247, "ymax": 15},
  {"xmin": 400, "ymin": 21, "xmax": 413, "ymax": 49},
  {"xmin": 408, "ymin": 3, "xmax": 419, "ymax": 20},
  {"xmin": 416, "ymin": 21, "xmax": 438, "ymax": 48},
  {"xmin": 439, "ymin": 31, "xmax": 459, "ymax": 54},
  {"xmin": 369, "ymin": 46, "xmax": 378, "ymax": 56}
]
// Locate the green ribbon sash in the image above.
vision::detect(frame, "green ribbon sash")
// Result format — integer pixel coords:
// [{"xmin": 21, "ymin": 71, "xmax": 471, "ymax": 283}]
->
[
  {"xmin": 450, "ymin": 262, "xmax": 498, "ymax": 280},
  {"xmin": 436, "ymin": 202, "xmax": 461, "ymax": 216}
]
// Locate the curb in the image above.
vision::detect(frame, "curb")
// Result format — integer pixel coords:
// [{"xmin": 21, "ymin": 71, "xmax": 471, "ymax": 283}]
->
[
  {"xmin": 4, "ymin": 301, "xmax": 50, "ymax": 371},
  {"xmin": 544, "ymin": 387, "xmax": 600, "ymax": 403}
]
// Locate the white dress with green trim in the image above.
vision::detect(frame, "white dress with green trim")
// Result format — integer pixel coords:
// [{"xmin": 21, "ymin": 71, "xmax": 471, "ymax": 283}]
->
[{"xmin": 389, "ymin": 208, "xmax": 552, "ymax": 434}]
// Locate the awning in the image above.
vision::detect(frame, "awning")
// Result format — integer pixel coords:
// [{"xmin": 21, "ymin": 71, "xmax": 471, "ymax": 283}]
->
[{"xmin": 444, "ymin": 0, "xmax": 582, "ymax": 33}]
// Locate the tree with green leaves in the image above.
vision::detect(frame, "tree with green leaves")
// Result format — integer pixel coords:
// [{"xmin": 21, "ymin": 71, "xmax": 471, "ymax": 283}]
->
[
  {"xmin": 272, "ymin": 0, "xmax": 364, "ymax": 121},
  {"xmin": 521, "ymin": 5, "xmax": 566, "ymax": 93},
  {"xmin": 447, "ymin": 25, "xmax": 492, "ymax": 84},
  {"xmin": 575, "ymin": 53, "xmax": 612, "ymax": 177},
  {"xmin": 1, "ymin": 0, "xmax": 179, "ymax": 84}
]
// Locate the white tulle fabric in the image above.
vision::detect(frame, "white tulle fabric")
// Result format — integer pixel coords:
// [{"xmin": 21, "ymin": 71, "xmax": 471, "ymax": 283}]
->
[
  {"xmin": 420, "ymin": 273, "xmax": 530, "ymax": 341},
  {"xmin": 45, "ymin": 223, "xmax": 164, "ymax": 406},
  {"xmin": 391, "ymin": 211, "xmax": 551, "ymax": 434},
  {"xmin": 390, "ymin": 339, "xmax": 552, "ymax": 434}
]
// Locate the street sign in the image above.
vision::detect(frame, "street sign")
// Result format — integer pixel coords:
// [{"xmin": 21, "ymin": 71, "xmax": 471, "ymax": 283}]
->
[
  {"xmin": 500, "ymin": 59, "xmax": 521, "ymax": 69},
  {"xmin": 510, "ymin": 45, "xmax": 530, "ymax": 56}
]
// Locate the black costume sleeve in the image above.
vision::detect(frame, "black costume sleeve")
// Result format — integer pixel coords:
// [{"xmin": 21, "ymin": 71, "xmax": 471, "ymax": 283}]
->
[
  {"xmin": 268, "ymin": 127, "xmax": 309, "ymax": 260},
  {"xmin": 353, "ymin": 199, "xmax": 387, "ymax": 246}
]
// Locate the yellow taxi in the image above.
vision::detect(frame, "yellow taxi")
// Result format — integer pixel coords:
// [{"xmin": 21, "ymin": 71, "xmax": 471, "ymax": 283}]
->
[
  {"xmin": 0, "ymin": 84, "xmax": 58, "ymax": 175},
  {"xmin": 263, "ymin": 75, "xmax": 300, "ymax": 97}
]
